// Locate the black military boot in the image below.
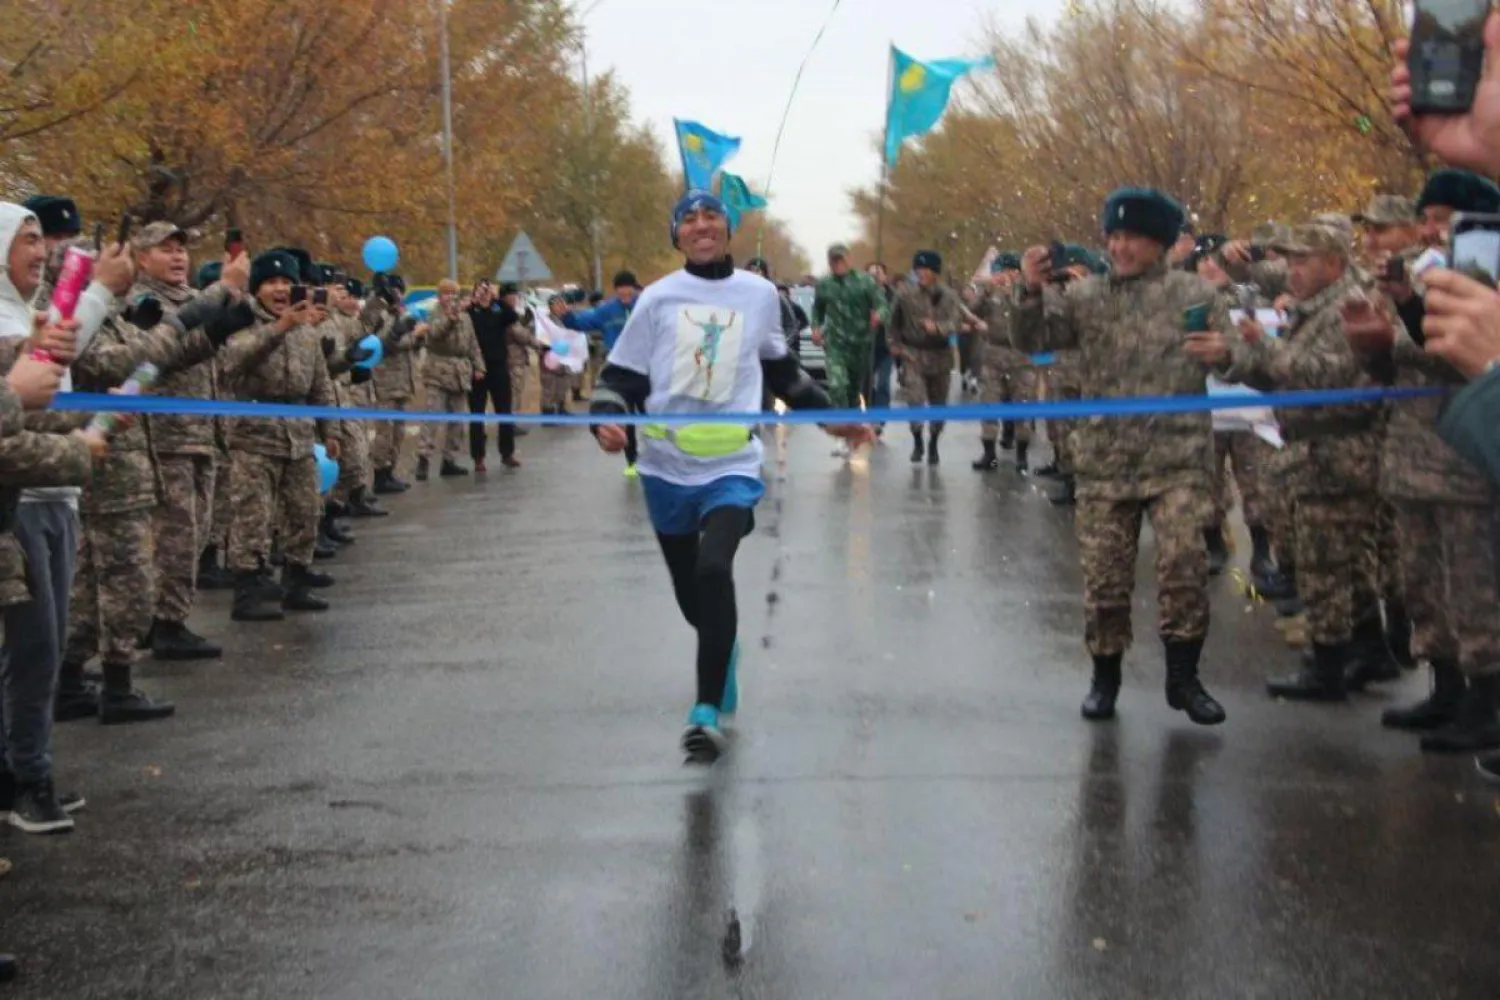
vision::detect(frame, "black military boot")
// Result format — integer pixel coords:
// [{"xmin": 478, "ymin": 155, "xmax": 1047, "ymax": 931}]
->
[
  {"xmin": 1420, "ymin": 674, "xmax": 1500, "ymax": 753},
  {"xmin": 313, "ymin": 533, "xmax": 338, "ymax": 560},
  {"xmin": 926, "ymin": 426, "xmax": 942, "ymax": 466},
  {"xmin": 282, "ymin": 566, "xmax": 331, "ymax": 612},
  {"xmin": 99, "ymin": 661, "xmax": 175, "ymax": 726},
  {"xmin": 196, "ymin": 544, "xmax": 231, "ymax": 591},
  {"xmin": 999, "ymin": 421, "xmax": 1015, "ymax": 450},
  {"xmin": 1204, "ymin": 525, "xmax": 1229, "ymax": 577},
  {"xmin": 972, "ymin": 439, "xmax": 999, "ymax": 471},
  {"xmin": 232, "ymin": 570, "xmax": 285, "ymax": 622},
  {"xmin": 439, "ymin": 458, "xmax": 470, "ymax": 477},
  {"xmin": 1385, "ymin": 605, "xmax": 1415, "ymax": 669},
  {"xmin": 415, "ymin": 456, "xmax": 430, "ymax": 482},
  {"xmin": 1049, "ymin": 475, "xmax": 1077, "ymax": 507},
  {"xmin": 909, "ymin": 429, "xmax": 925, "ymax": 464},
  {"xmin": 1383, "ymin": 660, "xmax": 1466, "ymax": 731},
  {"xmin": 135, "ymin": 620, "xmax": 155, "ymax": 651},
  {"xmin": 373, "ymin": 468, "xmax": 407, "ymax": 495},
  {"xmin": 1165, "ymin": 639, "xmax": 1226, "ymax": 725},
  {"xmin": 348, "ymin": 487, "xmax": 388, "ymax": 518},
  {"xmin": 256, "ymin": 562, "xmax": 286, "ymax": 602},
  {"xmin": 322, "ymin": 512, "xmax": 355, "ymax": 545},
  {"xmin": 1345, "ymin": 615, "xmax": 1402, "ymax": 691},
  {"xmin": 1033, "ymin": 461, "xmax": 1061, "ymax": 479},
  {"xmin": 53, "ymin": 661, "xmax": 100, "ymax": 723},
  {"xmin": 299, "ymin": 562, "xmax": 336, "ymax": 589},
  {"xmin": 1015, "ymin": 441, "xmax": 1030, "ymax": 474},
  {"xmin": 1255, "ymin": 563, "xmax": 1296, "ymax": 601},
  {"xmin": 1081, "ymin": 653, "xmax": 1122, "ymax": 721},
  {"xmin": 1248, "ymin": 525, "xmax": 1275, "ymax": 582},
  {"xmin": 150, "ymin": 619, "xmax": 222, "ymax": 662},
  {"xmin": 1267, "ymin": 642, "xmax": 1347, "ymax": 702}
]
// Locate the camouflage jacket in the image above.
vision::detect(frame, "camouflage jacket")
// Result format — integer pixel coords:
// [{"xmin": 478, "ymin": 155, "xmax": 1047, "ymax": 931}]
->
[
  {"xmin": 1012, "ymin": 260, "xmax": 1224, "ymax": 498},
  {"xmin": 1373, "ymin": 326, "xmax": 1493, "ymax": 505},
  {"xmin": 1222, "ymin": 271, "xmax": 1383, "ymax": 497},
  {"xmin": 1223, "ymin": 257, "xmax": 1290, "ymax": 303},
  {"xmin": 369, "ymin": 301, "xmax": 420, "ymax": 401},
  {"xmin": 423, "ymin": 311, "xmax": 485, "ymax": 394},
  {"xmin": 812, "ymin": 271, "xmax": 884, "ymax": 346},
  {"xmin": 134, "ymin": 274, "xmax": 221, "ymax": 456},
  {"xmin": 321, "ymin": 312, "xmax": 369, "ymax": 408},
  {"xmin": 889, "ymin": 283, "xmax": 969, "ymax": 377},
  {"xmin": 507, "ymin": 309, "xmax": 545, "ymax": 373},
  {"xmin": 972, "ymin": 286, "xmax": 1032, "ymax": 372},
  {"xmin": 219, "ymin": 300, "xmax": 334, "ymax": 459},
  {"xmin": 70, "ymin": 300, "xmax": 219, "ymax": 515}
]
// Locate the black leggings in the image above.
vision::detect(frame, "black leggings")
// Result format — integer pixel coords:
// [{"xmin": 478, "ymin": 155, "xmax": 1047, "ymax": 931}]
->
[
  {"xmin": 469, "ymin": 373, "xmax": 515, "ymax": 461},
  {"xmin": 656, "ymin": 506, "xmax": 752, "ymax": 709}
]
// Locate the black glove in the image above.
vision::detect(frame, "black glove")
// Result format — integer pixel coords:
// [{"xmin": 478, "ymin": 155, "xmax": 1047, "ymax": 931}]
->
[
  {"xmin": 173, "ymin": 294, "xmax": 236, "ymax": 335},
  {"xmin": 390, "ymin": 315, "xmax": 419, "ymax": 343},
  {"xmin": 124, "ymin": 295, "xmax": 164, "ymax": 331},
  {"xmin": 202, "ymin": 300, "xmax": 257, "ymax": 348},
  {"xmin": 321, "ymin": 336, "xmax": 337, "ymax": 359},
  {"xmin": 345, "ymin": 341, "xmax": 374, "ymax": 365},
  {"xmin": 351, "ymin": 367, "xmax": 373, "ymax": 385}
]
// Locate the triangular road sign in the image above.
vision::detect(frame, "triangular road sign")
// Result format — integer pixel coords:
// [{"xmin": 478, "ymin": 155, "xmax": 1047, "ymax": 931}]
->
[{"xmin": 495, "ymin": 231, "xmax": 553, "ymax": 284}]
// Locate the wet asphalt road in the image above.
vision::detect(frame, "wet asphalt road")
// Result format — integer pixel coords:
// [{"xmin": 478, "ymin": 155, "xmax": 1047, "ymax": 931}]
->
[{"xmin": 3, "ymin": 422, "xmax": 1500, "ymax": 1000}]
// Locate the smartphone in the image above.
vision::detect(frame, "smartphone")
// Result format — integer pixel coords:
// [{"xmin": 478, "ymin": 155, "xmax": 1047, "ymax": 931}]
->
[
  {"xmin": 1384, "ymin": 256, "xmax": 1408, "ymax": 283},
  {"xmin": 225, "ymin": 228, "xmax": 244, "ymax": 258},
  {"xmin": 92, "ymin": 222, "xmax": 105, "ymax": 254},
  {"xmin": 1182, "ymin": 302, "xmax": 1213, "ymax": 333},
  {"xmin": 290, "ymin": 285, "xmax": 308, "ymax": 306},
  {"xmin": 312, "ymin": 287, "xmax": 328, "ymax": 307},
  {"xmin": 1449, "ymin": 212, "xmax": 1500, "ymax": 287},
  {"xmin": 1407, "ymin": 0, "xmax": 1490, "ymax": 114},
  {"xmin": 1247, "ymin": 245, "xmax": 1267, "ymax": 264},
  {"xmin": 115, "ymin": 212, "xmax": 133, "ymax": 248}
]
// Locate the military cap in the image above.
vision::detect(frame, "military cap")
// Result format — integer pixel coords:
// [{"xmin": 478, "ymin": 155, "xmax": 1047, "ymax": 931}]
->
[
  {"xmin": 131, "ymin": 220, "xmax": 187, "ymax": 251},
  {"xmin": 912, "ymin": 249, "xmax": 943, "ymax": 273},
  {"xmin": 563, "ymin": 287, "xmax": 586, "ymax": 304},
  {"xmin": 1195, "ymin": 233, "xmax": 1228, "ymax": 255},
  {"xmin": 1416, "ymin": 169, "xmax": 1500, "ymax": 214},
  {"xmin": 344, "ymin": 277, "xmax": 365, "ymax": 298},
  {"xmin": 22, "ymin": 195, "xmax": 81, "ymax": 237},
  {"xmin": 1353, "ymin": 194, "xmax": 1417, "ymax": 227},
  {"xmin": 827, "ymin": 243, "xmax": 850, "ymax": 261},
  {"xmin": 311, "ymin": 261, "xmax": 340, "ymax": 287},
  {"xmin": 195, "ymin": 261, "xmax": 223, "ymax": 290},
  {"xmin": 613, "ymin": 269, "xmax": 641, "ymax": 289},
  {"xmin": 267, "ymin": 246, "xmax": 315, "ymax": 284},
  {"xmin": 250, "ymin": 250, "xmax": 300, "ymax": 292},
  {"xmin": 1249, "ymin": 222, "xmax": 1290, "ymax": 248},
  {"xmin": 499, "ymin": 282, "xmax": 520, "ymax": 297},
  {"xmin": 991, "ymin": 251, "xmax": 1023, "ymax": 273},
  {"xmin": 1270, "ymin": 219, "xmax": 1353, "ymax": 257},
  {"xmin": 1101, "ymin": 187, "xmax": 1185, "ymax": 247}
]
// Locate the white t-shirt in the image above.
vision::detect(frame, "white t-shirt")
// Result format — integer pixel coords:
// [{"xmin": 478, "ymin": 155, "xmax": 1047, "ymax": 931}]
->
[{"xmin": 606, "ymin": 267, "xmax": 789, "ymax": 486}]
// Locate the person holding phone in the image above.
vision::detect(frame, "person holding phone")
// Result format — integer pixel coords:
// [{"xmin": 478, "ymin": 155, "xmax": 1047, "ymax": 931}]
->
[
  {"xmin": 1014, "ymin": 187, "xmax": 1230, "ymax": 727},
  {"xmin": 369, "ymin": 273, "xmax": 422, "ymax": 493},
  {"xmin": 416, "ymin": 279, "xmax": 485, "ymax": 481},
  {"xmin": 218, "ymin": 250, "xmax": 340, "ymax": 623},
  {"xmin": 1390, "ymin": 7, "xmax": 1500, "ymax": 178},
  {"xmin": 971, "ymin": 254, "xmax": 1037, "ymax": 474}
]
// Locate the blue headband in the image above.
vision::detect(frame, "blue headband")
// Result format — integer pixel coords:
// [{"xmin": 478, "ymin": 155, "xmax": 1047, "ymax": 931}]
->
[{"xmin": 671, "ymin": 190, "xmax": 732, "ymax": 245}]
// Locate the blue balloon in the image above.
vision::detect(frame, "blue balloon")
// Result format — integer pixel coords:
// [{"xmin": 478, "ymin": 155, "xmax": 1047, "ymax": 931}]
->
[
  {"xmin": 552, "ymin": 340, "xmax": 569, "ymax": 356},
  {"xmin": 312, "ymin": 443, "xmax": 339, "ymax": 496},
  {"xmin": 354, "ymin": 334, "xmax": 383, "ymax": 370},
  {"xmin": 362, "ymin": 236, "xmax": 399, "ymax": 274}
]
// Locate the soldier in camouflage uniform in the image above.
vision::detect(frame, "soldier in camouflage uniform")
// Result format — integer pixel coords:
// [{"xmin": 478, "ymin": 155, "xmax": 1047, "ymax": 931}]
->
[
  {"xmin": 971, "ymin": 254, "xmax": 1037, "ymax": 474},
  {"xmin": 1349, "ymin": 173, "xmax": 1500, "ymax": 753},
  {"xmin": 503, "ymin": 283, "xmax": 545, "ymax": 414},
  {"xmin": 888, "ymin": 250, "xmax": 975, "ymax": 465},
  {"xmin": 1194, "ymin": 219, "xmax": 1392, "ymax": 702},
  {"xmin": 220, "ymin": 250, "xmax": 340, "ymax": 623},
  {"xmin": 370, "ymin": 274, "xmax": 422, "ymax": 493},
  {"xmin": 131, "ymin": 223, "xmax": 242, "ymax": 661},
  {"xmin": 1015, "ymin": 187, "xmax": 1228, "ymax": 727},
  {"xmin": 812, "ymin": 243, "xmax": 885, "ymax": 411},
  {"xmin": 325, "ymin": 273, "xmax": 382, "ymax": 520},
  {"xmin": 417, "ymin": 279, "xmax": 485, "ymax": 480}
]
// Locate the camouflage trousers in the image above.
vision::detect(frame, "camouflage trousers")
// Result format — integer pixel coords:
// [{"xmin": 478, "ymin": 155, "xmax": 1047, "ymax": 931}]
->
[
  {"xmin": 210, "ymin": 448, "xmax": 233, "ymax": 550},
  {"xmin": 826, "ymin": 337, "xmax": 873, "ymax": 409},
  {"xmin": 979, "ymin": 364, "xmax": 1036, "ymax": 444},
  {"xmin": 1260, "ymin": 442, "xmax": 1297, "ymax": 573},
  {"xmin": 1294, "ymin": 495, "xmax": 1380, "ymax": 646},
  {"xmin": 333, "ymin": 417, "xmax": 371, "ymax": 503},
  {"xmin": 65, "ymin": 509, "xmax": 153, "ymax": 667},
  {"xmin": 1394, "ymin": 500, "xmax": 1500, "ymax": 677},
  {"xmin": 1042, "ymin": 372, "xmax": 1080, "ymax": 474},
  {"xmin": 370, "ymin": 396, "xmax": 409, "ymax": 474},
  {"xmin": 540, "ymin": 366, "xmax": 572, "ymax": 410},
  {"xmin": 228, "ymin": 451, "xmax": 320, "ymax": 572},
  {"xmin": 1375, "ymin": 498, "xmax": 1405, "ymax": 611},
  {"xmin": 153, "ymin": 454, "xmax": 215, "ymax": 624},
  {"xmin": 509, "ymin": 366, "xmax": 529, "ymax": 413},
  {"xmin": 1210, "ymin": 431, "xmax": 1265, "ymax": 529},
  {"xmin": 899, "ymin": 348, "xmax": 950, "ymax": 433},
  {"xmin": 1077, "ymin": 485, "xmax": 1212, "ymax": 656},
  {"xmin": 418, "ymin": 389, "xmax": 468, "ymax": 462}
]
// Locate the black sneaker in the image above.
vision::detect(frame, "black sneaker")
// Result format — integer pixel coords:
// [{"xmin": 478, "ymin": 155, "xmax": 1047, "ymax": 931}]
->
[
  {"xmin": 58, "ymin": 791, "xmax": 85, "ymax": 814},
  {"xmin": 8, "ymin": 780, "xmax": 74, "ymax": 834},
  {"xmin": 100, "ymin": 688, "xmax": 176, "ymax": 726},
  {"xmin": 0, "ymin": 954, "xmax": 15, "ymax": 983}
]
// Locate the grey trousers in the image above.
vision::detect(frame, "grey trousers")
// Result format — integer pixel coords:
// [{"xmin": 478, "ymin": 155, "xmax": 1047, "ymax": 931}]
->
[{"xmin": 1, "ymin": 501, "xmax": 77, "ymax": 783}]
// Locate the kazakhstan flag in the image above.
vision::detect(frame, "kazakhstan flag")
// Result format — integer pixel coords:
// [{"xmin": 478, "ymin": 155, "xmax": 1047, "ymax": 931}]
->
[
  {"xmin": 675, "ymin": 119, "xmax": 742, "ymax": 192},
  {"xmin": 718, "ymin": 172, "xmax": 768, "ymax": 229},
  {"xmin": 884, "ymin": 48, "xmax": 993, "ymax": 167}
]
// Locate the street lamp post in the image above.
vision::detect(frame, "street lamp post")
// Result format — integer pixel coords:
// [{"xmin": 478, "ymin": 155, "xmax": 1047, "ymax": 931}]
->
[
  {"xmin": 577, "ymin": 0, "xmax": 607, "ymax": 292},
  {"xmin": 439, "ymin": 0, "xmax": 459, "ymax": 281}
]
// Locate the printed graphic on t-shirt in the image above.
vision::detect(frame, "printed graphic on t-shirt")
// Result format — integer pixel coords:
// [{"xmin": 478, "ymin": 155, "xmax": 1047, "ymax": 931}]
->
[{"xmin": 671, "ymin": 305, "xmax": 743, "ymax": 403}]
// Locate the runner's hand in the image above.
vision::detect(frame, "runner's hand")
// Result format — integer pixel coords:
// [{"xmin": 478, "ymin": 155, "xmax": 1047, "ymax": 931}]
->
[
  {"xmin": 825, "ymin": 424, "xmax": 876, "ymax": 448},
  {"xmin": 595, "ymin": 424, "xmax": 627, "ymax": 453}
]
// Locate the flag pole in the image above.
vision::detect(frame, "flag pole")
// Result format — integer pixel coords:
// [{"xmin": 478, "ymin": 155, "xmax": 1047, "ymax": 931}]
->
[{"xmin": 874, "ymin": 44, "xmax": 893, "ymax": 267}]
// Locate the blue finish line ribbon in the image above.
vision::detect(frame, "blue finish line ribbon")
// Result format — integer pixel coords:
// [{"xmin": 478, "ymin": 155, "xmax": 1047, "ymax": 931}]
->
[{"xmin": 48, "ymin": 386, "xmax": 1445, "ymax": 427}]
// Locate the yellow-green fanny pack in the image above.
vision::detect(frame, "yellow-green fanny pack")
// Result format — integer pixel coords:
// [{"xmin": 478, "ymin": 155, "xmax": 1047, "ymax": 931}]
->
[{"xmin": 642, "ymin": 423, "xmax": 753, "ymax": 458}]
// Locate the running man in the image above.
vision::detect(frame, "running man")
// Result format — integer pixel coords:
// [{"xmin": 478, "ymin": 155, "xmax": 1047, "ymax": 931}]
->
[{"xmin": 590, "ymin": 190, "xmax": 872, "ymax": 762}]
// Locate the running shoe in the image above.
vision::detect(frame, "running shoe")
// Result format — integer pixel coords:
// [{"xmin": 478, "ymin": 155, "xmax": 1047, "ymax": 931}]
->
[
  {"xmin": 682, "ymin": 704, "xmax": 728, "ymax": 763},
  {"xmin": 720, "ymin": 642, "xmax": 740, "ymax": 716},
  {"xmin": 623, "ymin": 463, "xmax": 639, "ymax": 480}
]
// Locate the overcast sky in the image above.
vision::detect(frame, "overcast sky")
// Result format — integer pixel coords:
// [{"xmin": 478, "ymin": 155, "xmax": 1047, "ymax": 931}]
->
[{"xmin": 579, "ymin": 0, "xmax": 1066, "ymax": 260}]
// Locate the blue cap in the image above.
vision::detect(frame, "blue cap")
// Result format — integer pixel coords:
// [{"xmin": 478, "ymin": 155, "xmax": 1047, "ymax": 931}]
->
[{"xmin": 671, "ymin": 189, "xmax": 731, "ymax": 247}]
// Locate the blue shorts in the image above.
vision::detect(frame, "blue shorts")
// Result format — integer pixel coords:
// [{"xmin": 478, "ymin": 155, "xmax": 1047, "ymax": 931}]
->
[{"xmin": 640, "ymin": 475, "xmax": 765, "ymax": 537}]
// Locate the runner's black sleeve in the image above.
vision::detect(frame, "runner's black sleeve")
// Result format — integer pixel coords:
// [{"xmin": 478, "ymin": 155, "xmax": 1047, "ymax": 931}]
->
[
  {"xmin": 588, "ymin": 365, "xmax": 651, "ymax": 443},
  {"xmin": 763, "ymin": 354, "xmax": 831, "ymax": 411}
]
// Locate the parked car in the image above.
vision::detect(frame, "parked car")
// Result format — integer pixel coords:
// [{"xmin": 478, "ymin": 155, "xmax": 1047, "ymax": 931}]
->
[{"xmin": 788, "ymin": 285, "xmax": 825, "ymax": 383}]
